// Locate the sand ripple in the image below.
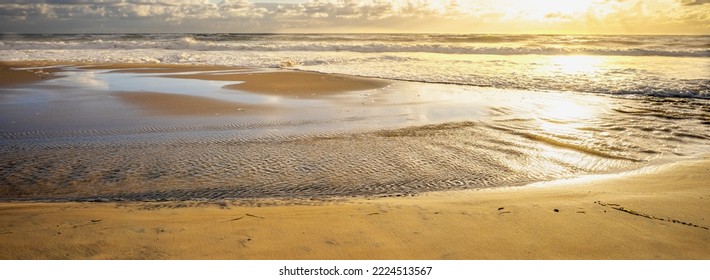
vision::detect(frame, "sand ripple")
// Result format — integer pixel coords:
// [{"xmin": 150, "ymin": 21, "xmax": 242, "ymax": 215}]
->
[
  {"xmin": 1, "ymin": 65, "xmax": 709, "ymax": 202},
  {"xmin": 0, "ymin": 121, "xmax": 649, "ymax": 201}
]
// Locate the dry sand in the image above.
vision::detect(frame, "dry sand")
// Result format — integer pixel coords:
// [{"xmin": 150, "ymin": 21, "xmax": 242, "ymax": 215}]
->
[{"xmin": 1, "ymin": 156, "xmax": 708, "ymax": 260}]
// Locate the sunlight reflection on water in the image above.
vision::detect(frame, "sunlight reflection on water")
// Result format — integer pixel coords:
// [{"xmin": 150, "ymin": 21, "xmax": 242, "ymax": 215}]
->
[{"xmin": 1, "ymin": 66, "xmax": 708, "ymax": 201}]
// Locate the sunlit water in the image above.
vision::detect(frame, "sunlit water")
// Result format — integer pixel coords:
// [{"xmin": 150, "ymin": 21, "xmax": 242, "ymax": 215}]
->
[
  {"xmin": 1, "ymin": 66, "xmax": 708, "ymax": 201},
  {"xmin": 2, "ymin": 34, "xmax": 708, "ymax": 98},
  {"xmin": 1, "ymin": 33, "xmax": 709, "ymax": 201}
]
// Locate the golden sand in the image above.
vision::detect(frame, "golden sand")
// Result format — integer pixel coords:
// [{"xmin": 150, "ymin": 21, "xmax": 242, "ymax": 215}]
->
[
  {"xmin": 81, "ymin": 62, "xmax": 390, "ymax": 96},
  {"xmin": 1, "ymin": 62, "xmax": 708, "ymax": 260},
  {"xmin": 0, "ymin": 62, "xmax": 59, "ymax": 86},
  {"xmin": 1, "ymin": 156, "xmax": 708, "ymax": 260},
  {"xmin": 165, "ymin": 71, "xmax": 390, "ymax": 97},
  {"xmin": 2, "ymin": 62, "xmax": 389, "ymax": 97},
  {"xmin": 1, "ymin": 62, "xmax": 387, "ymax": 115}
]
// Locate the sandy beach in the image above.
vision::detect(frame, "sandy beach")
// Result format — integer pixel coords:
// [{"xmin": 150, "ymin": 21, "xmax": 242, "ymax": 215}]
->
[
  {"xmin": 1, "ymin": 62, "xmax": 709, "ymax": 260},
  {"xmin": 0, "ymin": 155, "xmax": 708, "ymax": 260},
  {"xmin": 0, "ymin": 61, "xmax": 60, "ymax": 86}
]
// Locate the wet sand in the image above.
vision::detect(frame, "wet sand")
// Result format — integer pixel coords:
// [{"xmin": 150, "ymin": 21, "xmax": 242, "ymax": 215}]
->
[
  {"xmin": 115, "ymin": 91, "xmax": 273, "ymax": 116},
  {"xmin": 81, "ymin": 62, "xmax": 390, "ymax": 97},
  {"xmin": 165, "ymin": 70, "xmax": 390, "ymax": 97},
  {"xmin": 0, "ymin": 61, "xmax": 59, "ymax": 86},
  {"xmin": 1, "ymin": 62, "xmax": 709, "ymax": 259},
  {"xmin": 1, "ymin": 62, "xmax": 389, "ymax": 97},
  {"xmin": 0, "ymin": 155, "xmax": 708, "ymax": 260}
]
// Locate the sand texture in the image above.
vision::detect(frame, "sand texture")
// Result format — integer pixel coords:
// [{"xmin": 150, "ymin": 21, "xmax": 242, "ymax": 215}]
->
[
  {"xmin": 114, "ymin": 92, "xmax": 274, "ymax": 116},
  {"xmin": 166, "ymin": 70, "xmax": 390, "ymax": 97},
  {"xmin": 1, "ymin": 62, "xmax": 709, "ymax": 260},
  {"xmin": 1, "ymin": 156, "xmax": 708, "ymax": 260},
  {"xmin": 0, "ymin": 62, "xmax": 60, "ymax": 86}
]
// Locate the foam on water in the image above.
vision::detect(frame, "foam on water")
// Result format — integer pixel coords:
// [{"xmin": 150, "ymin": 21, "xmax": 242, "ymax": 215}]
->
[
  {"xmin": 1, "ymin": 34, "xmax": 709, "ymax": 201},
  {"xmin": 2, "ymin": 33, "xmax": 708, "ymax": 98},
  {"xmin": 2, "ymin": 33, "xmax": 708, "ymax": 57}
]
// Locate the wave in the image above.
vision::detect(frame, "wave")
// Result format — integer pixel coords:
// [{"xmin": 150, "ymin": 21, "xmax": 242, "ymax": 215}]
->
[
  {"xmin": 2, "ymin": 33, "xmax": 708, "ymax": 57},
  {"xmin": 1, "ymin": 33, "xmax": 708, "ymax": 99},
  {"xmin": 1, "ymin": 48, "xmax": 707, "ymax": 99}
]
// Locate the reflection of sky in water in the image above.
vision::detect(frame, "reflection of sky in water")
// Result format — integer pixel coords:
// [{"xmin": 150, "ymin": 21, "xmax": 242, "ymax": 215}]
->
[
  {"xmin": 53, "ymin": 70, "xmax": 109, "ymax": 90},
  {"xmin": 0, "ymin": 88, "xmax": 52, "ymax": 105},
  {"xmin": 47, "ymin": 69, "xmax": 292, "ymax": 105},
  {"xmin": 101, "ymin": 72, "xmax": 227, "ymax": 94},
  {"xmin": 2, "ymin": 65, "xmax": 708, "ymax": 170}
]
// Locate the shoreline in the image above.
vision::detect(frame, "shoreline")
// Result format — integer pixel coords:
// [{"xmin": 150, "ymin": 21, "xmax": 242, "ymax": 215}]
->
[
  {"xmin": 1, "ymin": 61, "xmax": 709, "ymax": 259},
  {"xmin": 0, "ymin": 61, "xmax": 62, "ymax": 86},
  {"xmin": 0, "ymin": 61, "xmax": 391, "ymax": 96},
  {"xmin": 1, "ymin": 155, "xmax": 708, "ymax": 260}
]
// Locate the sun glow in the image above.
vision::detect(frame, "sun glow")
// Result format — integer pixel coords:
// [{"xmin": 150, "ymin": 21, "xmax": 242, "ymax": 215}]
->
[
  {"xmin": 512, "ymin": 0, "xmax": 596, "ymax": 19},
  {"xmin": 550, "ymin": 55, "xmax": 605, "ymax": 75},
  {"xmin": 539, "ymin": 97, "xmax": 598, "ymax": 124},
  {"xmin": 529, "ymin": 90, "xmax": 604, "ymax": 141},
  {"xmin": 529, "ymin": 55, "xmax": 607, "ymax": 77},
  {"xmin": 534, "ymin": 96, "xmax": 601, "ymax": 161}
]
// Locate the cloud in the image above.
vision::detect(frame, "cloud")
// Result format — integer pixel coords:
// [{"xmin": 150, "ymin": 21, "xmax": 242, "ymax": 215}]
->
[
  {"xmin": 0, "ymin": 0, "xmax": 707, "ymax": 34},
  {"xmin": 266, "ymin": 0, "xmax": 463, "ymax": 21},
  {"xmin": 544, "ymin": 12, "xmax": 574, "ymax": 21},
  {"xmin": 679, "ymin": 0, "xmax": 710, "ymax": 5},
  {"xmin": 0, "ymin": 0, "xmax": 267, "ymax": 22},
  {"xmin": 258, "ymin": 0, "xmax": 469, "ymax": 32},
  {"xmin": 0, "ymin": 0, "xmax": 272, "ymax": 32},
  {"xmin": 0, "ymin": 0, "xmax": 464, "ymax": 23}
]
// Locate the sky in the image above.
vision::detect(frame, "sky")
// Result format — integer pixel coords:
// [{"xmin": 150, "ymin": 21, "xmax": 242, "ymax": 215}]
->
[{"xmin": 0, "ymin": 0, "xmax": 708, "ymax": 34}]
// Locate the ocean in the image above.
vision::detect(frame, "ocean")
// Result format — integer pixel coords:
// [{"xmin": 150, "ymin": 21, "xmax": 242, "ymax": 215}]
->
[
  {"xmin": 1, "ymin": 33, "xmax": 708, "ymax": 98},
  {"xmin": 0, "ymin": 33, "xmax": 709, "ymax": 201}
]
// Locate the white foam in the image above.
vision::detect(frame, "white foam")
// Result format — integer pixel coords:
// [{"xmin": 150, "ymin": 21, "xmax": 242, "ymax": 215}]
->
[
  {"xmin": 1, "ymin": 34, "xmax": 708, "ymax": 98},
  {"xmin": 2, "ymin": 34, "xmax": 708, "ymax": 57}
]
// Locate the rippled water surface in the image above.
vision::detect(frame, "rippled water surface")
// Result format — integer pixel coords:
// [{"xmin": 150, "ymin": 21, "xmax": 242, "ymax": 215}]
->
[{"xmin": 1, "ymin": 66, "xmax": 708, "ymax": 201}]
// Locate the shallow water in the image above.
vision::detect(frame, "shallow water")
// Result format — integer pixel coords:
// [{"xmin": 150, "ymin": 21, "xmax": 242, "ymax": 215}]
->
[
  {"xmin": 1, "ymin": 66, "xmax": 708, "ymax": 201},
  {"xmin": 2, "ymin": 34, "xmax": 708, "ymax": 98}
]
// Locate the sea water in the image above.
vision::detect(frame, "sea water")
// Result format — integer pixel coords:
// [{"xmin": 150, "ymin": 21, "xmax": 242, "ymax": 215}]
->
[
  {"xmin": 0, "ymin": 34, "xmax": 708, "ymax": 201},
  {"xmin": 1, "ymin": 33, "xmax": 707, "ymax": 97}
]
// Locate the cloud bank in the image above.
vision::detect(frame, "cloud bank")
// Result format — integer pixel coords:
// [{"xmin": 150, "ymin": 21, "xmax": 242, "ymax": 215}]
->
[{"xmin": 0, "ymin": 0, "xmax": 707, "ymax": 34}]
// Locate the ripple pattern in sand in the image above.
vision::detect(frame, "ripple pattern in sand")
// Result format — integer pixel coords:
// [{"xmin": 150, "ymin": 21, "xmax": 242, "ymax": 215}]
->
[{"xmin": 0, "ymin": 121, "xmax": 646, "ymax": 201}]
